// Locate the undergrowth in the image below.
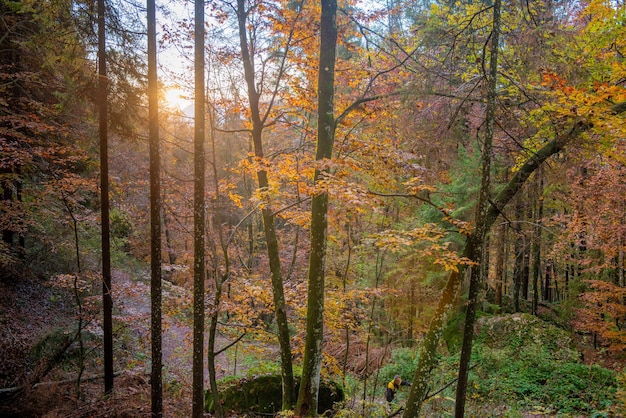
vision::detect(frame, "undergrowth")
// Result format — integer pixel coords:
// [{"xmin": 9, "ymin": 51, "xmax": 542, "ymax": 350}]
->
[{"xmin": 372, "ymin": 313, "xmax": 620, "ymax": 417}]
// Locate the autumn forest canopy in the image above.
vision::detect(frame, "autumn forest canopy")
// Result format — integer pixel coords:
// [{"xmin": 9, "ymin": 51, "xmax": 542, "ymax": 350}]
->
[{"xmin": 1, "ymin": 0, "xmax": 626, "ymax": 416}]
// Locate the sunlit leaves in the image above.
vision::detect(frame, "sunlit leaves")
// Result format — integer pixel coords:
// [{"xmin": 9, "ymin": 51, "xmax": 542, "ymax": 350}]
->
[{"xmin": 365, "ymin": 223, "xmax": 472, "ymax": 273}]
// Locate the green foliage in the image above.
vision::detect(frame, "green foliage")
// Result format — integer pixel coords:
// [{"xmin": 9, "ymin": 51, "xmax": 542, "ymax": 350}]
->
[
  {"xmin": 110, "ymin": 208, "xmax": 133, "ymax": 240},
  {"xmin": 25, "ymin": 204, "xmax": 138, "ymax": 277},
  {"xmin": 616, "ymin": 371, "xmax": 626, "ymax": 413},
  {"xmin": 244, "ymin": 358, "xmax": 282, "ymax": 376},
  {"xmin": 476, "ymin": 314, "xmax": 576, "ymax": 355},
  {"xmin": 464, "ymin": 314, "xmax": 618, "ymax": 415},
  {"xmin": 378, "ymin": 347, "xmax": 419, "ymax": 386},
  {"xmin": 471, "ymin": 347, "xmax": 616, "ymax": 414},
  {"xmin": 378, "ymin": 313, "xmax": 621, "ymax": 416},
  {"xmin": 421, "ymin": 141, "xmax": 482, "ymax": 241},
  {"xmin": 442, "ymin": 308, "xmax": 465, "ymax": 352}
]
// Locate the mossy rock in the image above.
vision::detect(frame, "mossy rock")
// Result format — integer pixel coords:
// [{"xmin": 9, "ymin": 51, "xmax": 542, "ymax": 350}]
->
[
  {"xmin": 205, "ymin": 375, "xmax": 344, "ymax": 415},
  {"xmin": 475, "ymin": 313, "xmax": 579, "ymax": 362}
]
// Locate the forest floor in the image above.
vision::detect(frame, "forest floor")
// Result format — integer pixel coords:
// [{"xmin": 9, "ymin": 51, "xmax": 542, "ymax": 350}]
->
[
  {"xmin": 1, "ymin": 270, "xmax": 625, "ymax": 417},
  {"xmin": 0, "ymin": 268, "xmax": 236, "ymax": 417}
]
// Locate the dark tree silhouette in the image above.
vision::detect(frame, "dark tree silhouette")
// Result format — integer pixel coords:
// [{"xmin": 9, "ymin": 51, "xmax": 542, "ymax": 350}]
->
[
  {"xmin": 192, "ymin": 0, "xmax": 206, "ymax": 416},
  {"xmin": 147, "ymin": 0, "xmax": 163, "ymax": 415},
  {"xmin": 97, "ymin": 0, "xmax": 114, "ymax": 396}
]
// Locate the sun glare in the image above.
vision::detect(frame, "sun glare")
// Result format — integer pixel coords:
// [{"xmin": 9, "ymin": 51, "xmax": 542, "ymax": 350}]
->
[{"xmin": 163, "ymin": 86, "xmax": 190, "ymax": 111}]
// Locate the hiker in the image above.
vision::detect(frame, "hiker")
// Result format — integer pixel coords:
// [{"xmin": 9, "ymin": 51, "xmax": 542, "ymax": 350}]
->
[{"xmin": 385, "ymin": 374, "xmax": 411, "ymax": 406}]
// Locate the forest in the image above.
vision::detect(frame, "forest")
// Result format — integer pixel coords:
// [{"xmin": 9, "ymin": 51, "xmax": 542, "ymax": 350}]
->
[{"xmin": 1, "ymin": 0, "xmax": 625, "ymax": 416}]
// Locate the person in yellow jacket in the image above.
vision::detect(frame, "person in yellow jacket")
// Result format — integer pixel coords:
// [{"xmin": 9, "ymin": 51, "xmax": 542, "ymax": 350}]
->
[{"xmin": 385, "ymin": 374, "xmax": 411, "ymax": 407}]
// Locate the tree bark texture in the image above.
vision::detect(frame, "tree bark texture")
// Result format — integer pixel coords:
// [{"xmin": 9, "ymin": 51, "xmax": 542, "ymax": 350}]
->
[
  {"xmin": 296, "ymin": 0, "xmax": 337, "ymax": 414},
  {"xmin": 192, "ymin": 0, "xmax": 206, "ymax": 416},
  {"xmin": 455, "ymin": 0, "xmax": 501, "ymax": 415},
  {"xmin": 513, "ymin": 196, "xmax": 524, "ymax": 312},
  {"xmin": 494, "ymin": 219, "xmax": 506, "ymax": 308},
  {"xmin": 532, "ymin": 173, "xmax": 544, "ymax": 315},
  {"xmin": 147, "ymin": 0, "xmax": 163, "ymax": 415}
]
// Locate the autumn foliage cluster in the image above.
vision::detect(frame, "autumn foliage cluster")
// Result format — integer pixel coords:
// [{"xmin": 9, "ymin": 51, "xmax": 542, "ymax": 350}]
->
[{"xmin": 1, "ymin": 0, "xmax": 626, "ymax": 416}]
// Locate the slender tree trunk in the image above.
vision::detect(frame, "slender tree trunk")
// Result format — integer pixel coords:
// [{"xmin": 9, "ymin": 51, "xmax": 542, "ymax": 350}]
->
[
  {"xmin": 544, "ymin": 261, "xmax": 552, "ymax": 302},
  {"xmin": 60, "ymin": 188, "xmax": 84, "ymax": 397},
  {"xmin": 404, "ymin": 263, "xmax": 466, "ymax": 417},
  {"xmin": 454, "ymin": 1, "xmax": 501, "ymax": 415},
  {"xmin": 207, "ymin": 270, "xmax": 224, "ymax": 418},
  {"xmin": 513, "ymin": 197, "xmax": 524, "ymax": 312},
  {"xmin": 192, "ymin": 0, "xmax": 206, "ymax": 415},
  {"xmin": 296, "ymin": 0, "xmax": 337, "ymax": 414},
  {"xmin": 235, "ymin": 0, "xmax": 295, "ymax": 406},
  {"xmin": 482, "ymin": 233, "xmax": 490, "ymax": 293},
  {"xmin": 147, "ymin": 0, "xmax": 162, "ymax": 415},
  {"xmin": 532, "ymin": 173, "xmax": 544, "ymax": 316},
  {"xmin": 342, "ymin": 223, "xmax": 352, "ymax": 383},
  {"xmin": 407, "ymin": 283, "xmax": 416, "ymax": 346},
  {"xmin": 494, "ymin": 219, "xmax": 506, "ymax": 309},
  {"xmin": 97, "ymin": 0, "xmax": 113, "ymax": 395},
  {"xmin": 361, "ymin": 248, "xmax": 385, "ymax": 414},
  {"xmin": 522, "ymin": 199, "xmax": 532, "ymax": 301}
]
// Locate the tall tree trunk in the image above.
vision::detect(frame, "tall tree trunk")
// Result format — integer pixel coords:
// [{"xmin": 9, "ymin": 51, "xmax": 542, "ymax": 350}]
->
[
  {"xmin": 532, "ymin": 172, "xmax": 544, "ymax": 316},
  {"xmin": 513, "ymin": 197, "xmax": 524, "ymax": 312},
  {"xmin": 296, "ymin": 0, "xmax": 337, "ymax": 414},
  {"xmin": 494, "ymin": 216, "xmax": 506, "ymax": 308},
  {"xmin": 192, "ymin": 0, "xmax": 206, "ymax": 415},
  {"xmin": 235, "ymin": 0, "xmax": 295, "ymax": 407},
  {"xmin": 97, "ymin": 0, "xmax": 114, "ymax": 395},
  {"xmin": 544, "ymin": 260, "xmax": 553, "ymax": 302},
  {"xmin": 404, "ymin": 260, "xmax": 466, "ymax": 418},
  {"xmin": 147, "ymin": 0, "xmax": 162, "ymax": 415},
  {"xmin": 454, "ymin": 0, "xmax": 501, "ymax": 415},
  {"xmin": 522, "ymin": 197, "xmax": 532, "ymax": 301}
]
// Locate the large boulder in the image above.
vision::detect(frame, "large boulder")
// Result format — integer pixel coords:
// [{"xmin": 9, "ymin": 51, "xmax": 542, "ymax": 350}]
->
[{"xmin": 205, "ymin": 375, "xmax": 344, "ymax": 415}]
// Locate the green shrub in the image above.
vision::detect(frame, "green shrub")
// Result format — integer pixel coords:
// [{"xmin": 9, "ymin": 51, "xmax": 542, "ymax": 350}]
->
[
  {"xmin": 378, "ymin": 347, "xmax": 419, "ymax": 385},
  {"xmin": 464, "ymin": 315, "xmax": 618, "ymax": 415}
]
